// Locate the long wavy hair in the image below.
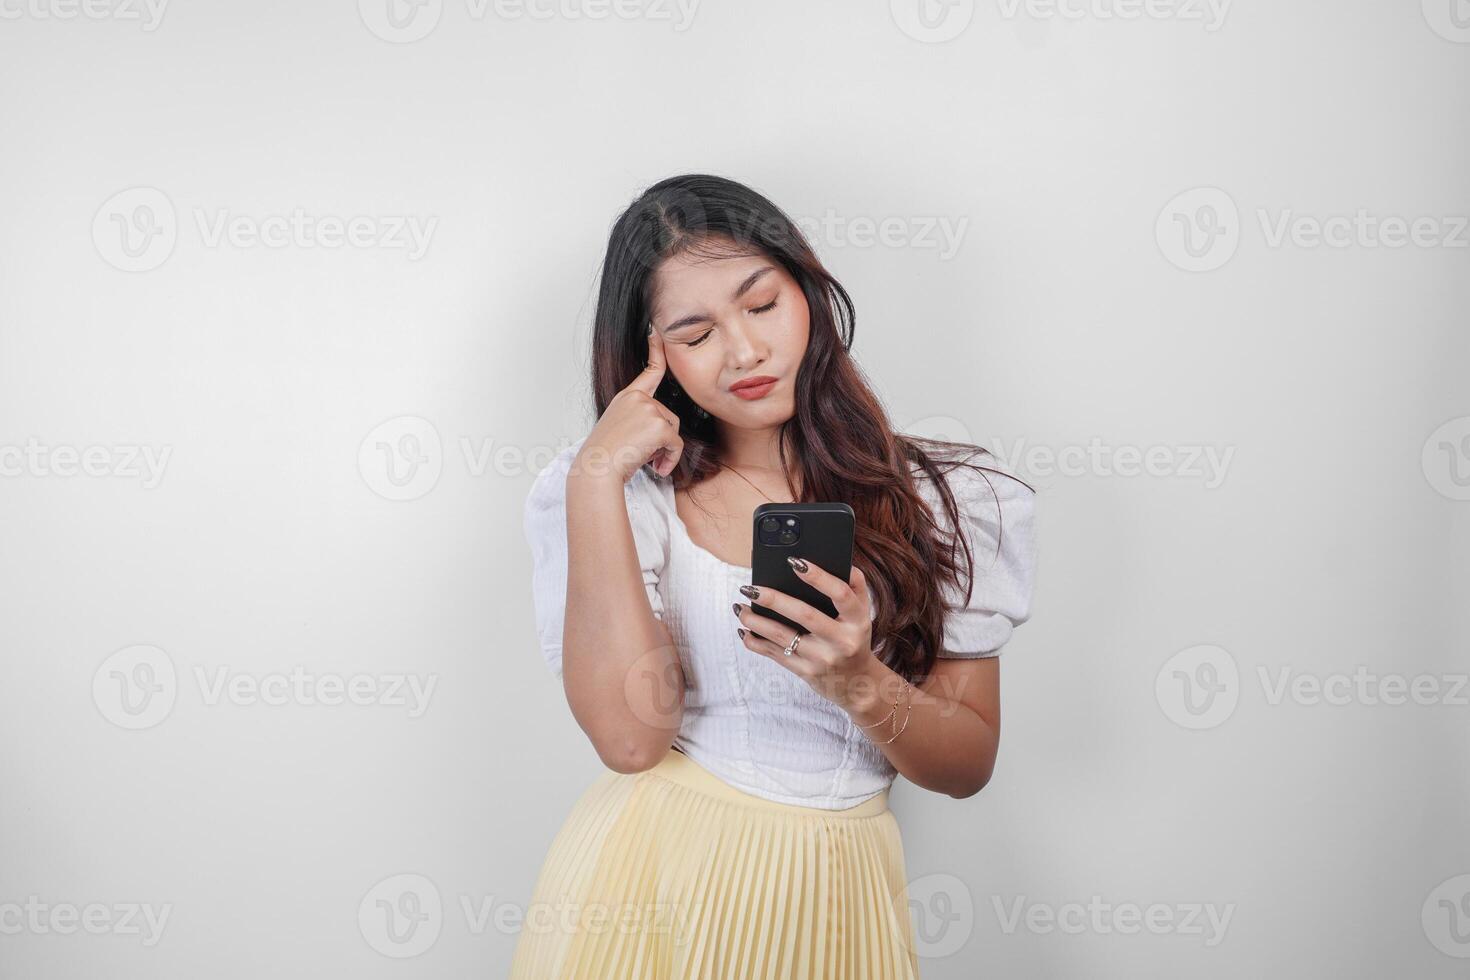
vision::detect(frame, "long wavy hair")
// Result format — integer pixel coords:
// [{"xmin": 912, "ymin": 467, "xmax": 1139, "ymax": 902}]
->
[{"xmin": 591, "ymin": 174, "xmax": 1030, "ymax": 683}]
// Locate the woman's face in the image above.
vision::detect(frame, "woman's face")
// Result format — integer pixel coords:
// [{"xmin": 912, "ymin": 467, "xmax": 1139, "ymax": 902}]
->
[{"xmin": 648, "ymin": 243, "xmax": 810, "ymax": 430}]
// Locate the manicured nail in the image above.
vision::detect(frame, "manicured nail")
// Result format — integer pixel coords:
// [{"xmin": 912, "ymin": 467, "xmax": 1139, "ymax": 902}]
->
[
  {"xmin": 736, "ymin": 627, "xmax": 747, "ymax": 640},
  {"xmin": 787, "ymin": 556, "xmax": 809, "ymax": 573},
  {"xmin": 731, "ymin": 602, "xmax": 742, "ymax": 616},
  {"xmin": 739, "ymin": 585, "xmax": 759, "ymax": 600}
]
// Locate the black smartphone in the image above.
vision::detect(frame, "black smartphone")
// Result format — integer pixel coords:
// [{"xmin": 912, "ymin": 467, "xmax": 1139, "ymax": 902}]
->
[{"xmin": 749, "ymin": 503, "xmax": 855, "ymax": 635}]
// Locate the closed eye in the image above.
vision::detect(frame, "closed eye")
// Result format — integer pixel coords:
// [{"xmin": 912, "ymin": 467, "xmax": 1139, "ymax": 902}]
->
[{"xmin": 687, "ymin": 298, "xmax": 776, "ymax": 347}]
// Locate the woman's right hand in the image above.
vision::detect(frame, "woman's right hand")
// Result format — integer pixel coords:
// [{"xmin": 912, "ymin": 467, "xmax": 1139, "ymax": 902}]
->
[{"xmin": 573, "ymin": 325, "xmax": 684, "ymax": 483}]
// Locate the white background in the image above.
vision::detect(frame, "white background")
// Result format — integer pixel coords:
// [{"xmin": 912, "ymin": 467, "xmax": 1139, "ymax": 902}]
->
[{"xmin": 1, "ymin": 0, "xmax": 1467, "ymax": 976}]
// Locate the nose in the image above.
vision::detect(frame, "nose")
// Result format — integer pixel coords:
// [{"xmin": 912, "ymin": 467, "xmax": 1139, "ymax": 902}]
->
[{"xmin": 722, "ymin": 315, "xmax": 767, "ymax": 370}]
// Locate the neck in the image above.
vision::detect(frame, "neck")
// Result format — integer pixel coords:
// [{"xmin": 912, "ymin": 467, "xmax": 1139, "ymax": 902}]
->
[{"xmin": 715, "ymin": 423, "xmax": 790, "ymax": 472}]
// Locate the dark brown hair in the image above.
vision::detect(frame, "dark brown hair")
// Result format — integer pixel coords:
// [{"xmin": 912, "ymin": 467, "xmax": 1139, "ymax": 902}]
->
[{"xmin": 591, "ymin": 174, "xmax": 1031, "ymax": 683}]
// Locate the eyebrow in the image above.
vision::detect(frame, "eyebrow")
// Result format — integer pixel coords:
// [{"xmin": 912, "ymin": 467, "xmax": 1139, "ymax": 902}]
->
[{"xmin": 659, "ymin": 266, "xmax": 775, "ymax": 334}]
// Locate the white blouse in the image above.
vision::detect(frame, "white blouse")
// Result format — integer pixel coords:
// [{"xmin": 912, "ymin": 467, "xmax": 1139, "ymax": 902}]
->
[{"xmin": 524, "ymin": 434, "xmax": 1038, "ymax": 809}]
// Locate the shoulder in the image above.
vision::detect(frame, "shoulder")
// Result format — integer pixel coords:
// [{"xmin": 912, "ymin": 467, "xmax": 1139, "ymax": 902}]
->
[
  {"xmin": 523, "ymin": 436, "xmax": 671, "ymax": 536},
  {"xmin": 911, "ymin": 449, "xmax": 1035, "ymax": 543},
  {"xmin": 911, "ymin": 447, "xmax": 1039, "ymax": 657}
]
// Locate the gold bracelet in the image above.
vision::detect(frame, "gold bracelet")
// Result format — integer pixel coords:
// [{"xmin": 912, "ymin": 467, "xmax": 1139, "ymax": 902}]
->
[
  {"xmin": 874, "ymin": 700, "xmax": 913, "ymax": 744},
  {"xmin": 857, "ymin": 678, "xmax": 909, "ymax": 728}
]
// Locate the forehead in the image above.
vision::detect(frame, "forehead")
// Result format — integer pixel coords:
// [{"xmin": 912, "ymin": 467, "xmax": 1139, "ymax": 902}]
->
[{"xmin": 649, "ymin": 245, "xmax": 775, "ymax": 310}]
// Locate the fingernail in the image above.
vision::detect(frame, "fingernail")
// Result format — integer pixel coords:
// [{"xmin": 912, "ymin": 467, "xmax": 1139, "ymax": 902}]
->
[
  {"xmin": 736, "ymin": 627, "xmax": 747, "ymax": 639},
  {"xmin": 731, "ymin": 602, "xmax": 742, "ymax": 616},
  {"xmin": 787, "ymin": 556, "xmax": 809, "ymax": 573},
  {"xmin": 739, "ymin": 585, "xmax": 759, "ymax": 600}
]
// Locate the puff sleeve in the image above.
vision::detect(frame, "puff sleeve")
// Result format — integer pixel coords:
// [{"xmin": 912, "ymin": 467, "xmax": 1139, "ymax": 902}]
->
[
  {"xmin": 522, "ymin": 438, "xmax": 671, "ymax": 679},
  {"xmin": 930, "ymin": 460, "xmax": 1038, "ymax": 658}
]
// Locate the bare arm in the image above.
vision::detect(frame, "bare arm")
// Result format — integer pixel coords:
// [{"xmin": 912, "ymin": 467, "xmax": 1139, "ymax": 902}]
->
[
  {"xmin": 843, "ymin": 657, "xmax": 1000, "ymax": 798},
  {"xmin": 559, "ymin": 324, "xmax": 687, "ymax": 774},
  {"xmin": 562, "ymin": 468, "xmax": 684, "ymax": 773}
]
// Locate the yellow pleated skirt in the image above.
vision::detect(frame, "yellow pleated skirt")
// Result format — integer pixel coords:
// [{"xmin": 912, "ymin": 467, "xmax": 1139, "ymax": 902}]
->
[{"xmin": 508, "ymin": 746, "xmax": 920, "ymax": 979}]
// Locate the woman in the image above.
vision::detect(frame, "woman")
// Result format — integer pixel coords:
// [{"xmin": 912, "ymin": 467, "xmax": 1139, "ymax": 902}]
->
[{"xmin": 511, "ymin": 174, "xmax": 1038, "ymax": 979}]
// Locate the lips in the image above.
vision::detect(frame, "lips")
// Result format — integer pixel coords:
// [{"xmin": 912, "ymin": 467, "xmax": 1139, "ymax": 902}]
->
[{"xmin": 729, "ymin": 375, "xmax": 779, "ymax": 400}]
